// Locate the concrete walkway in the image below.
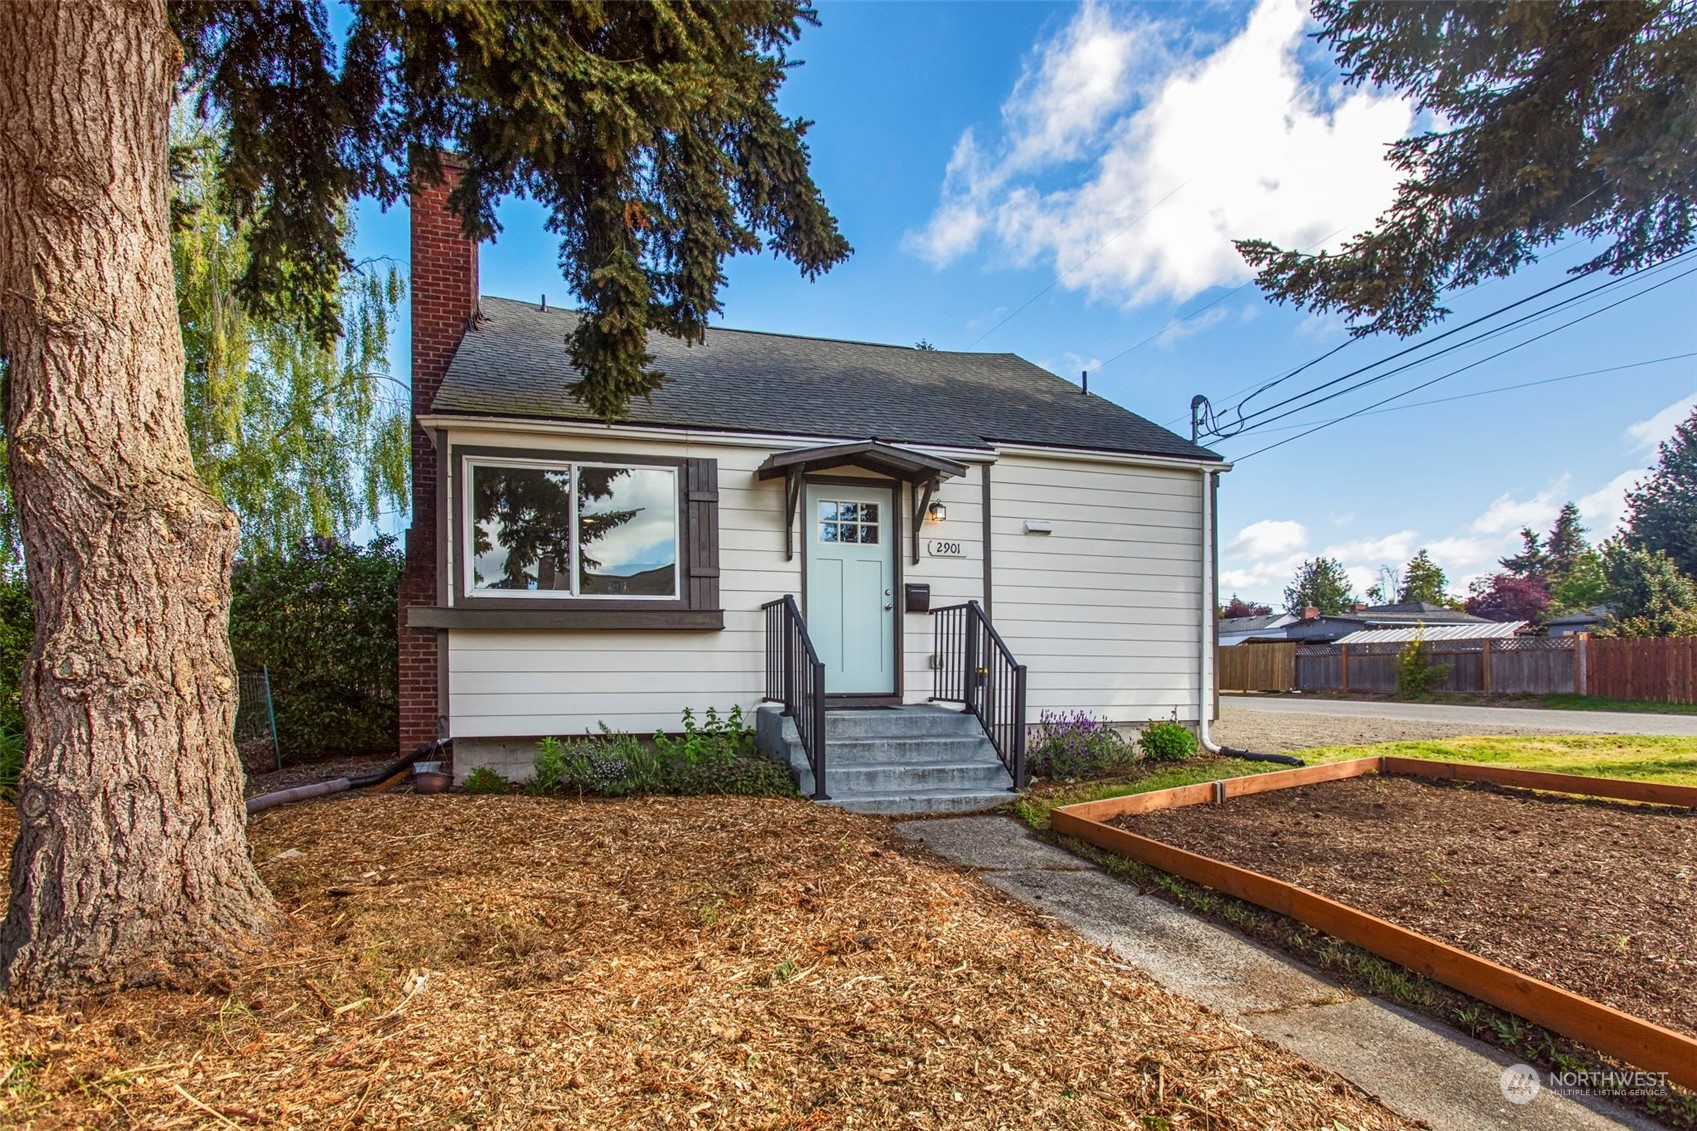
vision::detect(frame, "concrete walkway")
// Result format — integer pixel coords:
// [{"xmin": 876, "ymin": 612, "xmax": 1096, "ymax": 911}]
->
[
  {"xmin": 897, "ymin": 816, "xmax": 1660, "ymax": 1131},
  {"xmin": 1225, "ymin": 693, "xmax": 1697, "ymax": 736}
]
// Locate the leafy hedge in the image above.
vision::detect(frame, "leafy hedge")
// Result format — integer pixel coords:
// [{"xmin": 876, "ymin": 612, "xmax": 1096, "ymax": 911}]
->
[
  {"xmin": 230, "ymin": 535, "xmax": 401, "ymax": 761},
  {"xmin": 0, "ymin": 576, "xmax": 33, "ymax": 736}
]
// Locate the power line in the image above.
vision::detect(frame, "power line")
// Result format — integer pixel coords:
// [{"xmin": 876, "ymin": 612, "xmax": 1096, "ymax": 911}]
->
[
  {"xmin": 964, "ymin": 179, "xmax": 1191, "ymax": 350},
  {"xmin": 1227, "ymin": 263, "xmax": 1697, "ymax": 460},
  {"xmin": 1160, "ymin": 235, "xmax": 1597, "ymax": 429},
  {"xmin": 1238, "ymin": 351, "xmax": 1697, "ymax": 436},
  {"xmin": 1212, "ymin": 249, "xmax": 1696, "ymax": 438}
]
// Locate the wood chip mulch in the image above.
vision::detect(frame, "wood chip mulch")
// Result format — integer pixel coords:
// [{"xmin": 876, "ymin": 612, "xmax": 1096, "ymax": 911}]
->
[
  {"xmin": 2, "ymin": 795, "xmax": 1412, "ymax": 1129},
  {"xmin": 1113, "ymin": 774, "xmax": 1697, "ymax": 1039}
]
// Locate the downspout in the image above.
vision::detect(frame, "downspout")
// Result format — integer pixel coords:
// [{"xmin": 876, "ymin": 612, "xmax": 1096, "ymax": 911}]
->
[{"xmin": 1197, "ymin": 465, "xmax": 1304, "ymax": 767}]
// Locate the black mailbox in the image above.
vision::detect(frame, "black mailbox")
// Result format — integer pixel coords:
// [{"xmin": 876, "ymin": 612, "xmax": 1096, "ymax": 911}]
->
[{"xmin": 904, "ymin": 583, "xmax": 931, "ymax": 613}]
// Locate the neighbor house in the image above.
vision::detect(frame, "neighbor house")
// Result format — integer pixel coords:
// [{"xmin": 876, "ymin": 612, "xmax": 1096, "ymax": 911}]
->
[{"xmin": 397, "ymin": 159, "xmax": 1227, "ymax": 811}]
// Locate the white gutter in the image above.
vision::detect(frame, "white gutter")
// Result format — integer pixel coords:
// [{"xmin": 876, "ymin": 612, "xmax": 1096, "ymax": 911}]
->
[
  {"xmin": 1198, "ymin": 464, "xmax": 1223, "ymax": 754},
  {"xmin": 1196, "ymin": 465, "xmax": 1304, "ymax": 766},
  {"xmin": 993, "ymin": 442, "xmax": 1232, "ymax": 474},
  {"xmin": 414, "ymin": 413, "xmax": 996, "ymax": 463}
]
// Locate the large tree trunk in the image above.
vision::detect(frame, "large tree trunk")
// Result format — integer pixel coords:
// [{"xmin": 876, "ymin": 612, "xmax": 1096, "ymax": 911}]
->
[{"xmin": 0, "ymin": 1, "xmax": 278, "ymax": 1001}]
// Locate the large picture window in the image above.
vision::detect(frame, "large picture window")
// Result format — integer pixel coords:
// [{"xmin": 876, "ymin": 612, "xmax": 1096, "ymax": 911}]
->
[{"xmin": 465, "ymin": 457, "xmax": 679, "ymax": 600}]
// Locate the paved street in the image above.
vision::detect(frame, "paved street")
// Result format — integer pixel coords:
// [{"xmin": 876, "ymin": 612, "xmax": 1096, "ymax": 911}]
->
[{"xmin": 1223, "ymin": 693, "xmax": 1697, "ymax": 736}]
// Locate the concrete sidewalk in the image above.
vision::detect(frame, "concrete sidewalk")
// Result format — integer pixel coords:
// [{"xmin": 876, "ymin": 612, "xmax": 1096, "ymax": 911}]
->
[{"xmin": 896, "ymin": 816, "xmax": 1661, "ymax": 1131}]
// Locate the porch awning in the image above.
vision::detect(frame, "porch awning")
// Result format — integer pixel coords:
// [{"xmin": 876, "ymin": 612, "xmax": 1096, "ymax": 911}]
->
[{"xmin": 756, "ymin": 440, "xmax": 969, "ymax": 563}]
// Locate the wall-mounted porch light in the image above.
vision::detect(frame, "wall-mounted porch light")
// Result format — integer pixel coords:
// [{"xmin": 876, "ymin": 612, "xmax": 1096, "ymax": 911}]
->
[{"xmin": 927, "ymin": 500, "xmax": 947, "ymax": 523}]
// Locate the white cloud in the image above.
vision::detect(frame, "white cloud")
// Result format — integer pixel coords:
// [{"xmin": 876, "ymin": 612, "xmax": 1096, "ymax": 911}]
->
[
  {"xmin": 1578, "ymin": 468, "xmax": 1647, "ymax": 540},
  {"xmin": 908, "ymin": 0, "xmax": 1415, "ymax": 309},
  {"xmin": 1466, "ymin": 480, "xmax": 1570, "ymax": 536},
  {"xmin": 1229, "ymin": 518, "xmax": 1308, "ymax": 559},
  {"xmin": 1625, "ymin": 392, "xmax": 1697, "ymax": 454},
  {"xmin": 1323, "ymin": 530, "xmax": 1418, "ymax": 566}
]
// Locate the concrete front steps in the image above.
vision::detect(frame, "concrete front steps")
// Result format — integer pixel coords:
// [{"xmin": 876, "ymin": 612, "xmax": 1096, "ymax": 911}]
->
[{"xmin": 755, "ymin": 703, "xmax": 1016, "ymax": 815}]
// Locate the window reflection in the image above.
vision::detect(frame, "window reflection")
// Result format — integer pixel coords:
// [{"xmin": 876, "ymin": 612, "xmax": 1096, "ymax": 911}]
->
[
  {"xmin": 468, "ymin": 461, "xmax": 677, "ymax": 598},
  {"xmin": 579, "ymin": 466, "xmax": 678, "ymax": 596},
  {"xmin": 470, "ymin": 465, "xmax": 573, "ymax": 590},
  {"xmin": 817, "ymin": 499, "xmax": 881, "ymax": 546}
]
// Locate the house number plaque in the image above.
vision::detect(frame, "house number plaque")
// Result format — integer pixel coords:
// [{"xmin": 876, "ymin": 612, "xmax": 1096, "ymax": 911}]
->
[{"xmin": 926, "ymin": 539, "xmax": 967, "ymax": 558}]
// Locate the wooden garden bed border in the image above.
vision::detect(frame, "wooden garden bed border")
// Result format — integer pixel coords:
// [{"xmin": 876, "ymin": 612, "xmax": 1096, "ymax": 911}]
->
[{"xmin": 1051, "ymin": 757, "xmax": 1697, "ymax": 1090}]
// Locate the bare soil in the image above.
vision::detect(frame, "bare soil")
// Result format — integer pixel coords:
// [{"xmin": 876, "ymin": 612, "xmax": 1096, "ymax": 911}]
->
[
  {"xmin": 0, "ymin": 795, "xmax": 1412, "ymax": 1129},
  {"xmin": 1113, "ymin": 775, "xmax": 1697, "ymax": 1038}
]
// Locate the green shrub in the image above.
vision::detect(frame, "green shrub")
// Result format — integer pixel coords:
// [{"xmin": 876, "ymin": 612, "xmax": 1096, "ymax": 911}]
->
[
  {"xmin": 530, "ymin": 707, "xmax": 796, "ymax": 798},
  {"xmin": 229, "ymin": 535, "xmax": 401, "ymax": 762},
  {"xmin": 532, "ymin": 736, "xmax": 568, "ymax": 793},
  {"xmin": 1028, "ymin": 710, "xmax": 1136, "ymax": 780},
  {"xmin": 0, "ymin": 721, "xmax": 21, "ymax": 801},
  {"xmin": 461, "ymin": 766, "xmax": 509, "ymax": 794},
  {"xmin": 1139, "ymin": 717, "xmax": 1198, "ymax": 762},
  {"xmin": 1395, "ymin": 636, "xmax": 1451, "ymax": 698}
]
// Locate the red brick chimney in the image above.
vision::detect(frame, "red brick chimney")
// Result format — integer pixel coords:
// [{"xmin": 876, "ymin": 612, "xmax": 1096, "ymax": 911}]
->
[
  {"xmin": 397, "ymin": 153, "xmax": 479, "ymax": 754},
  {"xmin": 1301, "ymin": 605, "xmax": 1319, "ymax": 621}
]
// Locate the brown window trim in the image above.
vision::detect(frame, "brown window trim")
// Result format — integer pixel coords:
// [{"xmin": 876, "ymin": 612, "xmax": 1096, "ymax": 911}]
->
[
  {"xmin": 408, "ymin": 606, "xmax": 723, "ymax": 631},
  {"xmin": 450, "ymin": 443, "xmax": 719, "ymax": 619}
]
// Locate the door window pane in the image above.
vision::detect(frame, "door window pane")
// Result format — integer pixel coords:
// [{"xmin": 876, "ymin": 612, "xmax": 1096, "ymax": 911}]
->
[
  {"xmin": 578, "ymin": 466, "xmax": 678, "ymax": 596},
  {"xmin": 818, "ymin": 497, "xmax": 882, "ymax": 547},
  {"xmin": 470, "ymin": 464, "xmax": 573, "ymax": 590}
]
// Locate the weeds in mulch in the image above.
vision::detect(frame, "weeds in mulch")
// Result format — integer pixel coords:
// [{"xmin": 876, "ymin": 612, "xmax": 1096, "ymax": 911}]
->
[
  {"xmin": 0, "ymin": 795, "xmax": 1415, "ymax": 1130},
  {"xmin": 1052, "ymin": 834, "xmax": 1697, "ymax": 1131}
]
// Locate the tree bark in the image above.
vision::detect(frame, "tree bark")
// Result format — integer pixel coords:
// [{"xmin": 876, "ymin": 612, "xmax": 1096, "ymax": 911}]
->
[{"xmin": 0, "ymin": 0, "xmax": 278, "ymax": 1001}]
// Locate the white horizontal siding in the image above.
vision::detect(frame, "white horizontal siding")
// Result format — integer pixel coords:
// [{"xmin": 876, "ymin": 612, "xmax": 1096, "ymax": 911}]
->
[
  {"xmin": 989, "ymin": 453, "xmax": 1204, "ymax": 725},
  {"xmin": 901, "ymin": 465, "xmax": 984, "ymax": 704},
  {"xmin": 440, "ymin": 424, "xmax": 988, "ymax": 736}
]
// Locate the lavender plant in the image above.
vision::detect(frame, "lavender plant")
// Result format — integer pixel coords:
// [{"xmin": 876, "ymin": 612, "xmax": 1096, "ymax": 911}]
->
[{"xmin": 1029, "ymin": 710, "xmax": 1135, "ymax": 781}]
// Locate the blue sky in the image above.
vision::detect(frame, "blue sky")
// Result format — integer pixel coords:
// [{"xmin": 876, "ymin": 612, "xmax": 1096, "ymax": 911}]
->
[{"xmin": 353, "ymin": 0, "xmax": 1697, "ymax": 608}]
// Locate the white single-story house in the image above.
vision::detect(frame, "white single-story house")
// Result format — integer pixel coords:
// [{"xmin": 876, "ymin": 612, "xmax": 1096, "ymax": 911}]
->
[{"xmin": 398, "ymin": 160, "xmax": 1228, "ymax": 812}]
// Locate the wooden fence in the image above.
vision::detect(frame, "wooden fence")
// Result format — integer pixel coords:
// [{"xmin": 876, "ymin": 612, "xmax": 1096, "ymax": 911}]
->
[
  {"xmin": 1219, "ymin": 634, "xmax": 1697, "ymax": 702},
  {"xmin": 1587, "ymin": 636, "xmax": 1697, "ymax": 704},
  {"xmin": 1221, "ymin": 636, "xmax": 1580, "ymax": 696},
  {"xmin": 1215, "ymin": 641, "xmax": 1297, "ymax": 691},
  {"xmin": 1294, "ymin": 636, "xmax": 1580, "ymax": 695}
]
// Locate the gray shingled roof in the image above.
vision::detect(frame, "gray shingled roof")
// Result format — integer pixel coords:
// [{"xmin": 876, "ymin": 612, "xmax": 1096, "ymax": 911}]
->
[{"xmin": 430, "ymin": 296, "xmax": 1220, "ymax": 461}]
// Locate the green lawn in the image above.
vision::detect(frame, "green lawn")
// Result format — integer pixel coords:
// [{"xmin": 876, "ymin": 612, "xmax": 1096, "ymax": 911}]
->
[
  {"xmin": 1300, "ymin": 733, "xmax": 1697, "ymax": 787},
  {"xmin": 1536, "ymin": 693, "xmax": 1697, "ymax": 715},
  {"xmin": 1014, "ymin": 734, "xmax": 1697, "ymax": 830}
]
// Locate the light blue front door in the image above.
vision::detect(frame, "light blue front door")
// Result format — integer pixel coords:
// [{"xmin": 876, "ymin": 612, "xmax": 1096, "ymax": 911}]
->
[{"xmin": 806, "ymin": 483, "xmax": 896, "ymax": 695}]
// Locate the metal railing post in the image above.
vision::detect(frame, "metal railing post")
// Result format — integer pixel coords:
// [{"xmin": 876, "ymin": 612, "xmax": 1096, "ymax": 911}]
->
[
  {"xmin": 782, "ymin": 617, "xmax": 795, "ymax": 716},
  {"xmin": 811, "ymin": 656, "xmax": 828, "ymax": 800},
  {"xmin": 963, "ymin": 608, "xmax": 980, "ymax": 718},
  {"xmin": 1011, "ymin": 663, "xmax": 1028, "ymax": 790}
]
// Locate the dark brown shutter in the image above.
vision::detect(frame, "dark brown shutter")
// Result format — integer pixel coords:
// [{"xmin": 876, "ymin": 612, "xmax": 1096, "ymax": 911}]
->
[{"xmin": 684, "ymin": 458, "xmax": 720, "ymax": 611}]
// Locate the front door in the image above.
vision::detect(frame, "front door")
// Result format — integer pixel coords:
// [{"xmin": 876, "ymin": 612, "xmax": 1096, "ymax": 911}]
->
[{"xmin": 805, "ymin": 482, "xmax": 896, "ymax": 695}]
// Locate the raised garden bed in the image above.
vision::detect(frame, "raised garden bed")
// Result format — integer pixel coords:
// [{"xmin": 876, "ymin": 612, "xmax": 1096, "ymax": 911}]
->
[{"xmin": 1051, "ymin": 757, "xmax": 1697, "ymax": 1091}]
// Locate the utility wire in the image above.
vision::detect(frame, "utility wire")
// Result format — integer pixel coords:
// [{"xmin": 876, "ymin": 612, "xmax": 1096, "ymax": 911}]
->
[
  {"xmin": 1210, "ymin": 249, "xmax": 1696, "ymax": 438},
  {"xmin": 1161, "ymin": 232, "xmax": 1597, "ymax": 430},
  {"xmin": 964, "ymin": 179, "xmax": 1191, "ymax": 350},
  {"xmin": 1237, "ymin": 351, "xmax": 1697, "ymax": 436},
  {"xmin": 1227, "ymin": 263, "xmax": 1697, "ymax": 460}
]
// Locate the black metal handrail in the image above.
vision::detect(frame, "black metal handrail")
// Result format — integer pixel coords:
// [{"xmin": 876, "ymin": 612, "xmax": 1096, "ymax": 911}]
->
[
  {"xmin": 931, "ymin": 600, "xmax": 1028, "ymax": 789},
  {"xmin": 761, "ymin": 595, "xmax": 828, "ymax": 800}
]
